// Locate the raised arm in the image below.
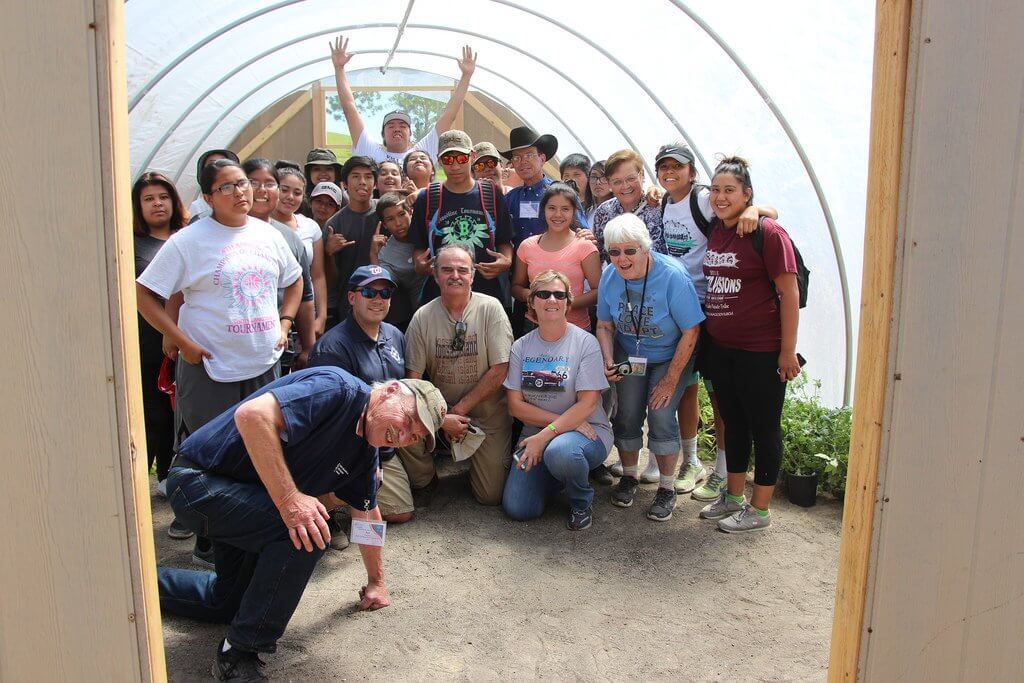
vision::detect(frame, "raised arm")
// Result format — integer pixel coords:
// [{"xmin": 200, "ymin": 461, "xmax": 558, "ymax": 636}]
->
[
  {"xmin": 330, "ymin": 35, "xmax": 366, "ymax": 149},
  {"xmin": 434, "ymin": 46, "xmax": 477, "ymax": 134}
]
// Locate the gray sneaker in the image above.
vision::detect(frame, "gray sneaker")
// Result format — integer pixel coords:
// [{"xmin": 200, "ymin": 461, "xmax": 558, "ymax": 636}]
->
[
  {"xmin": 646, "ymin": 487, "xmax": 677, "ymax": 521},
  {"xmin": 567, "ymin": 506, "xmax": 593, "ymax": 531},
  {"xmin": 699, "ymin": 493, "xmax": 745, "ymax": 520},
  {"xmin": 718, "ymin": 504, "xmax": 772, "ymax": 533},
  {"xmin": 611, "ymin": 475, "xmax": 640, "ymax": 508}
]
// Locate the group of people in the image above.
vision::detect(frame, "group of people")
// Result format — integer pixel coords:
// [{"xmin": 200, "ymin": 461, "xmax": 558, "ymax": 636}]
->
[{"xmin": 133, "ymin": 36, "xmax": 803, "ymax": 681}]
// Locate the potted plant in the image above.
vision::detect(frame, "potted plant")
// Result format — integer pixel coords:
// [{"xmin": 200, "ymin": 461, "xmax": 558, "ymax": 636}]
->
[{"xmin": 781, "ymin": 451, "xmax": 837, "ymax": 507}]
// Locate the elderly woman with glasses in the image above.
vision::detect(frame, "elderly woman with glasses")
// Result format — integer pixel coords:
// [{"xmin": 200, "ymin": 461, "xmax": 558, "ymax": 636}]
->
[
  {"xmin": 590, "ymin": 150, "xmax": 667, "ymax": 262},
  {"xmin": 595, "ymin": 213, "xmax": 704, "ymax": 522},
  {"xmin": 502, "ymin": 270, "xmax": 613, "ymax": 531}
]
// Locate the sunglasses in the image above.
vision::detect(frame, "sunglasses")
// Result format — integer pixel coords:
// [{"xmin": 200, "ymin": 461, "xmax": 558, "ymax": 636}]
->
[
  {"xmin": 353, "ymin": 286, "xmax": 394, "ymax": 299},
  {"xmin": 533, "ymin": 290, "xmax": 568, "ymax": 300},
  {"xmin": 472, "ymin": 158, "xmax": 499, "ymax": 171},
  {"xmin": 440, "ymin": 153, "xmax": 470, "ymax": 165},
  {"xmin": 451, "ymin": 320, "xmax": 468, "ymax": 351},
  {"xmin": 607, "ymin": 247, "xmax": 640, "ymax": 257}
]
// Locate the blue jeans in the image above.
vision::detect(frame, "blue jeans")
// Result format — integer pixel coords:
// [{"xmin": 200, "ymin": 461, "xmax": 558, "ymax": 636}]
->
[
  {"xmin": 612, "ymin": 347, "xmax": 693, "ymax": 455},
  {"xmin": 158, "ymin": 467, "xmax": 324, "ymax": 654},
  {"xmin": 502, "ymin": 431, "xmax": 609, "ymax": 518}
]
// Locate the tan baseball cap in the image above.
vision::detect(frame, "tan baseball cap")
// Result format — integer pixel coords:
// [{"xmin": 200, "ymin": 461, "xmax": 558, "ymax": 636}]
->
[
  {"xmin": 399, "ymin": 379, "xmax": 447, "ymax": 452},
  {"xmin": 438, "ymin": 129, "xmax": 473, "ymax": 156}
]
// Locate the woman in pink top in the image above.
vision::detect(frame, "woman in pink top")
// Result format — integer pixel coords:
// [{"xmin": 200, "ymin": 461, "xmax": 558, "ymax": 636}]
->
[{"xmin": 511, "ymin": 182, "xmax": 601, "ymax": 330}]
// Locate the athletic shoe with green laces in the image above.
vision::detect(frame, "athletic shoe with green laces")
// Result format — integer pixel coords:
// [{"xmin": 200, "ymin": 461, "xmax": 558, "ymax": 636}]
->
[
  {"xmin": 699, "ymin": 492, "xmax": 745, "ymax": 520},
  {"xmin": 673, "ymin": 463, "xmax": 707, "ymax": 494},
  {"xmin": 718, "ymin": 504, "xmax": 772, "ymax": 533},
  {"xmin": 691, "ymin": 472, "xmax": 727, "ymax": 501}
]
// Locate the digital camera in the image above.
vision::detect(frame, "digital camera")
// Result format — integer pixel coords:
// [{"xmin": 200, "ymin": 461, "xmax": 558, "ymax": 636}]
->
[{"xmin": 611, "ymin": 361, "xmax": 634, "ymax": 376}]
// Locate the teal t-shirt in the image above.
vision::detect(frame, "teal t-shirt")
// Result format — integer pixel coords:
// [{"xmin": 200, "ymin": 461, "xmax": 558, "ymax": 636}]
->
[{"xmin": 597, "ymin": 251, "xmax": 705, "ymax": 362}]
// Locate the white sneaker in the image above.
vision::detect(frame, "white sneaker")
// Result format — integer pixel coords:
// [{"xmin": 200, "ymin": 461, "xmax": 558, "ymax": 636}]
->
[
  {"xmin": 609, "ymin": 459, "xmax": 624, "ymax": 477},
  {"xmin": 157, "ymin": 479, "xmax": 168, "ymax": 498},
  {"xmin": 640, "ymin": 456, "xmax": 660, "ymax": 484}
]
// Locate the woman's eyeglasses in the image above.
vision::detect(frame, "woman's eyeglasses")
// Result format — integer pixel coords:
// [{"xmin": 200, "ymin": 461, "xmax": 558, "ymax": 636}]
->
[
  {"xmin": 213, "ymin": 179, "xmax": 252, "ymax": 195},
  {"xmin": 451, "ymin": 320, "xmax": 468, "ymax": 351},
  {"xmin": 248, "ymin": 180, "xmax": 279, "ymax": 190},
  {"xmin": 588, "ymin": 175, "xmax": 608, "ymax": 184},
  {"xmin": 607, "ymin": 247, "xmax": 640, "ymax": 257},
  {"xmin": 533, "ymin": 290, "xmax": 568, "ymax": 300},
  {"xmin": 439, "ymin": 153, "xmax": 470, "ymax": 165},
  {"xmin": 609, "ymin": 175, "xmax": 641, "ymax": 189},
  {"xmin": 354, "ymin": 287, "xmax": 394, "ymax": 299},
  {"xmin": 472, "ymin": 158, "xmax": 499, "ymax": 171}
]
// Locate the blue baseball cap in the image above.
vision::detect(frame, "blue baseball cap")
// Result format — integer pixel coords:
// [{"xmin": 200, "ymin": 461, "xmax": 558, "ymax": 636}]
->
[{"xmin": 348, "ymin": 264, "xmax": 397, "ymax": 289}]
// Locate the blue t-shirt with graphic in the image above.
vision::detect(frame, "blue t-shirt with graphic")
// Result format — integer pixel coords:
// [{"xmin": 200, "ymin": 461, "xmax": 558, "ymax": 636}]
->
[
  {"xmin": 178, "ymin": 367, "xmax": 379, "ymax": 509},
  {"xmin": 596, "ymin": 251, "xmax": 705, "ymax": 363},
  {"xmin": 409, "ymin": 180, "xmax": 514, "ymax": 301}
]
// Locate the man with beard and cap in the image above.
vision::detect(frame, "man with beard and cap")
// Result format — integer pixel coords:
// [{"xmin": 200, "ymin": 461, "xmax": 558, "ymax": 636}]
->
[
  {"xmin": 329, "ymin": 35, "xmax": 478, "ymax": 165},
  {"xmin": 187, "ymin": 148, "xmax": 240, "ymax": 223},
  {"xmin": 157, "ymin": 364, "xmax": 445, "ymax": 680}
]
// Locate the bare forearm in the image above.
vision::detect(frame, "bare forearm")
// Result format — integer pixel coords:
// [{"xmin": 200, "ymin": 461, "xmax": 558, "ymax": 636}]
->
[
  {"xmin": 298, "ymin": 300, "xmax": 316, "ymax": 350},
  {"xmin": 436, "ymin": 72, "xmax": 472, "ymax": 132},
  {"xmin": 137, "ymin": 285, "xmax": 190, "ymax": 345},
  {"xmin": 281, "ymin": 278, "xmax": 303, "ymax": 319},
  {"xmin": 451, "ymin": 363, "xmax": 507, "ymax": 414},
  {"xmin": 596, "ymin": 323, "xmax": 617, "ymax": 364},
  {"xmin": 165, "ymin": 291, "xmax": 184, "ymax": 324},
  {"xmin": 351, "ymin": 507, "xmax": 385, "ymax": 584},
  {"xmin": 755, "ymin": 204, "xmax": 778, "ymax": 219},
  {"xmin": 663, "ymin": 326, "xmax": 699, "ymax": 381},
  {"xmin": 779, "ymin": 283, "xmax": 799, "ymax": 355},
  {"xmin": 236, "ymin": 407, "xmax": 299, "ymax": 507},
  {"xmin": 571, "ymin": 290, "xmax": 597, "ymax": 309}
]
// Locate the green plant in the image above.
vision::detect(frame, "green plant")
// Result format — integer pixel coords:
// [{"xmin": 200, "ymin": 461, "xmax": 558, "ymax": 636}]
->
[{"xmin": 779, "ymin": 375, "xmax": 852, "ymax": 496}]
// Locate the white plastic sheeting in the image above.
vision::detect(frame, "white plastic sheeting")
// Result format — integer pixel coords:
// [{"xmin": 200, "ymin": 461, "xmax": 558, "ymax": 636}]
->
[{"xmin": 126, "ymin": 0, "xmax": 874, "ymax": 405}]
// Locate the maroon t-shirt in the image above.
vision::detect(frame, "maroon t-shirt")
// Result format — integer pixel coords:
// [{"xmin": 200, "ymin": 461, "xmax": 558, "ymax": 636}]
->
[{"xmin": 703, "ymin": 217, "xmax": 798, "ymax": 352}]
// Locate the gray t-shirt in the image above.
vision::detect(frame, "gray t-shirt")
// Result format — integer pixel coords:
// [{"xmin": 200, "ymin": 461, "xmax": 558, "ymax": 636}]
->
[
  {"xmin": 504, "ymin": 324, "xmax": 613, "ymax": 453},
  {"xmin": 326, "ymin": 202, "xmax": 378, "ymax": 318},
  {"xmin": 269, "ymin": 219, "xmax": 314, "ymax": 306},
  {"xmin": 377, "ymin": 237, "xmax": 425, "ymax": 330}
]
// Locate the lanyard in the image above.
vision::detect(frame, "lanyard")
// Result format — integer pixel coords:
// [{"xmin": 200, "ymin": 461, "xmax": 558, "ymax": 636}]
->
[{"xmin": 625, "ymin": 259, "xmax": 651, "ymax": 353}]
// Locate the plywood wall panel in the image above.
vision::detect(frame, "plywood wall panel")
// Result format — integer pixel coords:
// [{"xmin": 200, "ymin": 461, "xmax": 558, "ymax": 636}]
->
[
  {"xmin": 0, "ymin": 0, "xmax": 158, "ymax": 679},
  {"xmin": 860, "ymin": 0, "xmax": 1024, "ymax": 678}
]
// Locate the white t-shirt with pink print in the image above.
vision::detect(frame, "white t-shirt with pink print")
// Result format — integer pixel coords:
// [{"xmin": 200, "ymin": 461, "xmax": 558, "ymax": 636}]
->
[{"xmin": 137, "ymin": 216, "xmax": 301, "ymax": 382}]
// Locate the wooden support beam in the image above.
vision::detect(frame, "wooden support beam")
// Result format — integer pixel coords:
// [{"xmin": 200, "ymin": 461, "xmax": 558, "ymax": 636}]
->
[
  {"xmin": 324, "ymin": 85, "xmax": 456, "ymax": 93},
  {"xmin": 311, "ymin": 81, "xmax": 326, "ymax": 148},
  {"xmin": 465, "ymin": 92, "xmax": 559, "ymax": 178},
  {"xmin": 236, "ymin": 90, "xmax": 313, "ymax": 161},
  {"xmin": 827, "ymin": 0, "xmax": 913, "ymax": 680}
]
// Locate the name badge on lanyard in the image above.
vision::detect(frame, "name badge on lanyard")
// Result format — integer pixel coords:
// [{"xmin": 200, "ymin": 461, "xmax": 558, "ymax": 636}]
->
[
  {"xmin": 519, "ymin": 201, "xmax": 540, "ymax": 218},
  {"xmin": 350, "ymin": 519, "xmax": 388, "ymax": 547}
]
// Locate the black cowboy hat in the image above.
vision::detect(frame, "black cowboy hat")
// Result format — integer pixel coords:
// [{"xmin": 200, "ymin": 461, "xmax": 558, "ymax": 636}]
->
[{"xmin": 500, "ymin": 126, "xmax": 558, "ymax": 161}]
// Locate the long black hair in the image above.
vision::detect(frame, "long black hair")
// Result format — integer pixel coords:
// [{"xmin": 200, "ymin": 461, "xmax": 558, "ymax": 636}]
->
[{"xmin": 132, "ymin": 171, "xmax": 188, "ymax": 236}]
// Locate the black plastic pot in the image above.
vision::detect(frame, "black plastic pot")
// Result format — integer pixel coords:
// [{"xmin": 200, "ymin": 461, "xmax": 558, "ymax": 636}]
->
[{"xmin": 784, "ymin": 470, "xmax": 819, "ymax": 507}]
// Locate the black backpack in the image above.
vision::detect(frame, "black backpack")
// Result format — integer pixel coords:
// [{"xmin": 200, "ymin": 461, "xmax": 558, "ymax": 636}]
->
[
  {"xmin": 750, "ymin": 217, "xmax": 810, "ymax": 308},
  {"xmin": 660, "ymin": 183, "xmax": 712, "ymax": 237}
]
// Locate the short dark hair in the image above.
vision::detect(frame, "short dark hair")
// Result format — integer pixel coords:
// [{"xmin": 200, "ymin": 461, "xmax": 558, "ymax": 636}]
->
[
  {"xmin": 276, "ymin": 166, "xmax": 305, "ymax": 185},
  {"xmin": 341, "ymin": 156, "xmax": 378, "ymax": 185},
  {"xmin": 376, "ymin": 191, "xmax": 409, "ymax": 220},
  {"xmin": 275, "ymin": 159, "xmax": 301, "ymax": 173},
  {"xmin": 199, "ymin": 158, "xmax": 243, "ymax": 195},
  {"xmin": 132, "ymin": 171, "xmax": 188, "ymax": 236},
  {"xmin": 559, "ymin": 153, "xmax": 593, "ymax": 208},
  {"xmin": 242, "ymin": 157, "xmax": 279, "ymax": 181}
]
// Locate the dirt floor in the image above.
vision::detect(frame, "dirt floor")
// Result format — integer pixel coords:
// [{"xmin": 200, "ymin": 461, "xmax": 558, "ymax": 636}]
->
[{"xmin": 154, "ymin": 454, "xmax": 842, "ymax": 681}]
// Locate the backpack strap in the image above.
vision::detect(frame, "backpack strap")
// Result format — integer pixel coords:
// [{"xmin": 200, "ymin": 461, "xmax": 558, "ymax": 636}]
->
[
  {"xmin": 690, "ymin": 184, "xmax": 711, "ymax": 237},
  {"xmin": 751, "ymin": 215, "xmax": 766, "ymax": 255},
  {"xmin": 478, "ymin": 179, "xmax": 497, "ymax": 249},
  {"xmin": 426, "ymin": 182, "xmax": 443, "ymax": 256},
  {"xmin": 660, "ymin": 184, "xmax": 712, "ymax": 238}
]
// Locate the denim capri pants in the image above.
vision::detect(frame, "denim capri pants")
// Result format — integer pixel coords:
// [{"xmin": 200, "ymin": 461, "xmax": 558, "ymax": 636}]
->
[{"xmin": 611, "ymin": 344, "xmax": 696, "ymax": 455}]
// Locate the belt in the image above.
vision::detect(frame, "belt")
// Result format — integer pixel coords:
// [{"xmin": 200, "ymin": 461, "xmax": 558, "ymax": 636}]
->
[{"xmin": 170, "ymin": 454, "xmax": 203, "ymax": 471}]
